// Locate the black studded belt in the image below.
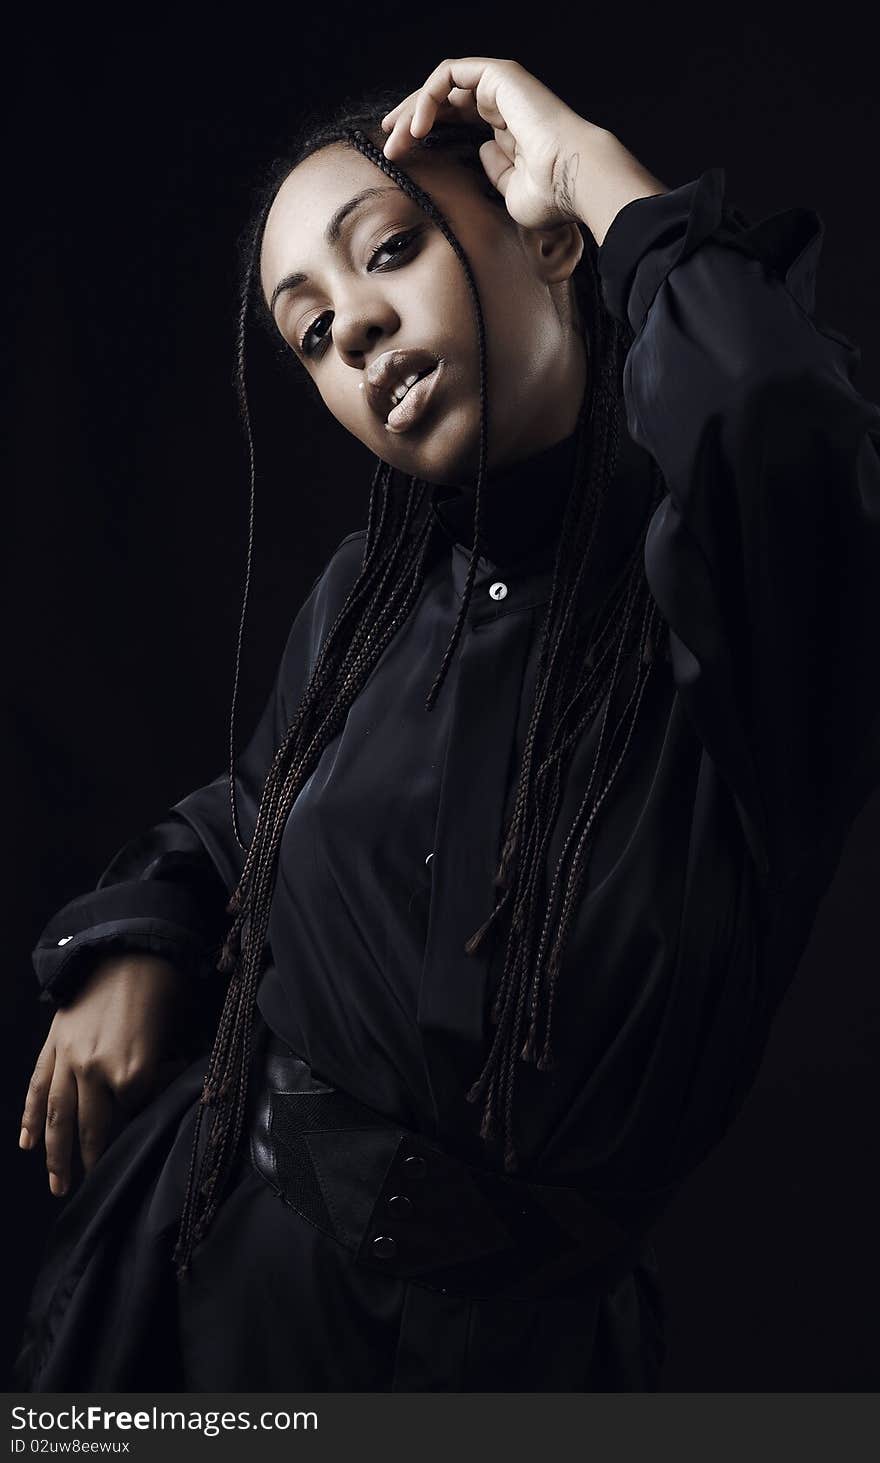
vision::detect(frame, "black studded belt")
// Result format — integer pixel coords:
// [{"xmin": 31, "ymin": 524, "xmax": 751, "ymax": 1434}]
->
[{"xmin": 246, "ymin": 1025, "xmax": 657, "ymax": 1302}]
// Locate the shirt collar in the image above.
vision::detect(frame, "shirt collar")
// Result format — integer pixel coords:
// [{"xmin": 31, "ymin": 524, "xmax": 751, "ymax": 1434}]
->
[
  {"xmin": 418, "ymin": 394, "xmax": 658, "ymax": 623},
  {"xmin": 428, "ymin": 428, "xmax": 582, "ymax": 569}
]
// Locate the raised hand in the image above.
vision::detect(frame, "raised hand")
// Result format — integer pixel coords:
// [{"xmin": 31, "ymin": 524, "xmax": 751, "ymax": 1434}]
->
[{"xmin": 380, "ymin": 56, "xmax": 668, "ymax": 248}]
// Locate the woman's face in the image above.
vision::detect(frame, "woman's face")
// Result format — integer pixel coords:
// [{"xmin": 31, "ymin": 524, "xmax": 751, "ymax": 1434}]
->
[{"xmin": 260, "ymin": 141, "xmax": 587, "ymax": 486}]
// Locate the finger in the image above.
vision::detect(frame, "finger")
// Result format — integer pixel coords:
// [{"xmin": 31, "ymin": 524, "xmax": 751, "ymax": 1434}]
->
[
  {"xmin": 381, "ymin": 79, "xmax": 501, "ymax": 163},
  {"xmin": 437, "ymin": 87, "xmax": 483, "ymax": 122},
  {"xmin": 44, "ymin": 1063, "xmax": 77, "ymax": 1197},
  {"xmin": 492, "ymin": 125, "xmax": 516, "ymax": 163},
  {"xmin": 409, "ymin": 57, "xmax": 510, "ymax": 138},
  {"xmin": 380, "ymin": 91, "xmax": 419, "ymax": 130},
  {"xmin": 410, "ymin": 80, "xmax": 455, "ymax": 139},
  {"xmin": 19, "ymin": 1040, "xmax": 56, "ymax": 1152},
  {"xmin": 412, "ymin": 91, "xmax": 484, "ymax": 130},
  {"xmin": 382, "ymin": 88, "xmax": 478, "ymax": 136},
  {"xmin": 381, "ymin": 95, "xmax": 481, "ymax": 162},
  {"xmin": 75, "ymin": 1069, "xmax": 116, "ymax": 1174},
  {"xmin": 381, "ymin": 109, "xmax": 417, "ymax": 160},
  {"xmin": 479, "ymin": 139, "xmax": 515, "ymax": 197},
  {"xmin": 385, "ymin": 63, "xmax": 491, "ymax": 152}
]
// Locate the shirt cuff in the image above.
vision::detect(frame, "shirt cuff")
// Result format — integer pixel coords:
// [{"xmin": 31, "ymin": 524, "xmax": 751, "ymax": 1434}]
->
[
  {"xmin": 596, "ymin": 165, "xmax": 833, "ymax": 340},
  {"xmin": 33, "ymin": 882, "xmax": 225, "ymax": 1006}
]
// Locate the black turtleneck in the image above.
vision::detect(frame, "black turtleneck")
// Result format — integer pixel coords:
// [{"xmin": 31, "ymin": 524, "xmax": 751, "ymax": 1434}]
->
[
  {"xmin": 428, "ymin": 428, "xmax": 582, "ymax": 568},
  {"xmin": 425, "ymin": 394, "xmax": 658, "ymax": 621}
]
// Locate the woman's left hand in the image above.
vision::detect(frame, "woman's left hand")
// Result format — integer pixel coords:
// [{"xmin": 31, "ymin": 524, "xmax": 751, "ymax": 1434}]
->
[{"xmin": 380, "ymin": 57, "xmax": 668, "ymax": 247}]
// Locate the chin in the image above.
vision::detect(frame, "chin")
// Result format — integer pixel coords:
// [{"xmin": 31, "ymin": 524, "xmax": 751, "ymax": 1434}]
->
[{"xmin": 398, "ymin": 405, "xmax": 481, "ymax": 489}]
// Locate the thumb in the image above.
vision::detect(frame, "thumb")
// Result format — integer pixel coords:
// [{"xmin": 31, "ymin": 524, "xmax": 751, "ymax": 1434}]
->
[{"xmin": 479, "ymin": 139, "xmax": 514, "ymax": 197}]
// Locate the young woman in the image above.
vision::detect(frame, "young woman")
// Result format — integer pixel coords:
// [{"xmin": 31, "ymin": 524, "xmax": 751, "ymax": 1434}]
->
[{"xmin": 14, "ymin": 57, "xmax": 880, "ymax": 1392}]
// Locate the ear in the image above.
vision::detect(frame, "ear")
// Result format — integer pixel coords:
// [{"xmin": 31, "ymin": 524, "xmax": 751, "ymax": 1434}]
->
[{"xmin": 520, "ymin": 219, "xmax": 585, "ymax": 287}]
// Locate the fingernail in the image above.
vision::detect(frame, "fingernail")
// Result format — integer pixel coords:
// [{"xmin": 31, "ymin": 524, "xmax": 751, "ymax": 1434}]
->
[
  {"xmin": 19, "ymin": 1127, "xmax": 29, "ymax": 1149},
  {"xmin": 49, "ymin": 1173, "xmax": 68, "ymax": 1197}
]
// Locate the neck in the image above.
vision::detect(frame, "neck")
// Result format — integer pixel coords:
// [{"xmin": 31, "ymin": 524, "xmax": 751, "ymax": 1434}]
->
[
  {"xmin": 414, "ymin": 390, "xmax": 657, "ymax": 610},
  {"xmin": 428, "ymin": 428, "xmax": 583, "ymax": 568},
  {"xmin": 424, "ymin": 322, "xmax": 591, "ymax": 566}
]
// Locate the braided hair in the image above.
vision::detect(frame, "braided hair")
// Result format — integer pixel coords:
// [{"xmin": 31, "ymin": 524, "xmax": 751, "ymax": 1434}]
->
[{"xmin": 172, "ymin": 86, "xmax": 667, "ymax": 1277}]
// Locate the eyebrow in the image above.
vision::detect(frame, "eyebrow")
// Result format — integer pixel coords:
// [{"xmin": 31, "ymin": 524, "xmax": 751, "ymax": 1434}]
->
[{"xmin": 268, "ymin": 186, "xmax": 400, "ymax": 318}]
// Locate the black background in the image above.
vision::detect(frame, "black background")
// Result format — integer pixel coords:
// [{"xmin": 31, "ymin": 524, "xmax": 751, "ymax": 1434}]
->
[{"xmin": 5, "ymin": 6, "xmax": 879, "ymax": 1389}]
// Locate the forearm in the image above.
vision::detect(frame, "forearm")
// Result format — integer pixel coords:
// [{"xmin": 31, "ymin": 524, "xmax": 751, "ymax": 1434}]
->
[
  {"xmin": 589, "ymin": 161, "xmax": 880, "ymax": 888},
  {"xmin": 557, "ymin": 121, "xmax": 669, "ymax": 247}
]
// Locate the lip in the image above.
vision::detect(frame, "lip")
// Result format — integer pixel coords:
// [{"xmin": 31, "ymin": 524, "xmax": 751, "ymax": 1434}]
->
[
  {"xmin": 385, "ymin": 360, "xmax": 443, "ymax": 435},
  {"xmin": 364, "ymin": 348, "xmax": 442, "ymax": 429}
]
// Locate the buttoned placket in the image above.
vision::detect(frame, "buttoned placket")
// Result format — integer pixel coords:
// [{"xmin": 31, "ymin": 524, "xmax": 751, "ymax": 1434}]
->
[
  {"xmin": 390, "ymin": 536, "xmax": 561, "ymax": 1390},
  {"xmin": 415, "ymin": 536, "xmax": 557, "ymax": 1155}
]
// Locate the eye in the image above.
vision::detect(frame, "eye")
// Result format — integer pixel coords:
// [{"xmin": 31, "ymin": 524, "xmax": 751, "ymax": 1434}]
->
[
  {"xmin": 298, "ymin": 310, "xmax": 331, "ymax": 358},
  {"xmin": 362, "ymin": 226, "xmax": 418, "ymax": 273},
  {"xmin": 295, "ymin": 231, "xmax": 420, "ymax": 365}
]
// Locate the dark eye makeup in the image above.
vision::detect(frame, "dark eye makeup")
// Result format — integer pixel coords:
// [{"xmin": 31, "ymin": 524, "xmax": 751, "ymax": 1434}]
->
[{"xmin": 298, "ymin": 227, "xmax": 423, "ymax": 359}]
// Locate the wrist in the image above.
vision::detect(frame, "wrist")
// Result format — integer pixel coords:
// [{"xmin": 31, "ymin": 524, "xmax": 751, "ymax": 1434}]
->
[
  {"xmin": 555, "ymin": 120, "xmax": 669, "ymax": 247},
  {"xmin": 87, "ymin": 950, "xmax": 180, "ymax": 991}
]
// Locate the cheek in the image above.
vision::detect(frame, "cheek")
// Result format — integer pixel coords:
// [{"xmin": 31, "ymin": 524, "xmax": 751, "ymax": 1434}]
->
[
  {"xmin": 411, "ymin": 248, "xmax": 474, "ymax": 343},
  {"xmin": 479, "ymin": 270, "xmax": 550, "ymax": 414},
  {"xmin": 482, "ymin": 305, "xmax": 530, "ymax": 410},
  {"xmin": 318, "ymin": 368, "xmax": 380, "ymax": 445},
  {"xmin": 463, "ymin": 247, "xmax": 532, "ymax": 382},
  {"xmin": 478, "ymin": 260, "xmax": 526, "ymax": 348}
]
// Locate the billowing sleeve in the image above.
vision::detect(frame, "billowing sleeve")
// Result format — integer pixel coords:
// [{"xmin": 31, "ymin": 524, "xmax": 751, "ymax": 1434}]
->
[
  {"xmin": 33, "ymin": 532, "xmax": 367, "ymax": 1007},
  {"xmin": 596, "ymin": 167, "xmax": 880, "ymax": 898}
]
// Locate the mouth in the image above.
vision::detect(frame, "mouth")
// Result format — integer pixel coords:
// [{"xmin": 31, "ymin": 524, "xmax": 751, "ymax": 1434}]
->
[
  {"xmin": 385, "ymin": 360, "xmax": 442, "ymax": 435},
  {"xmin": 364, "ymin": 349, "xmax": 444, "ymax": 436}
]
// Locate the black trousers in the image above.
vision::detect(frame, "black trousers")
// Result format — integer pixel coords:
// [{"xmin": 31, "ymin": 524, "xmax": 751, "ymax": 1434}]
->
[{"xmin": 14, "ymin": 1028, "xmax": 666, "ymax": 1392}]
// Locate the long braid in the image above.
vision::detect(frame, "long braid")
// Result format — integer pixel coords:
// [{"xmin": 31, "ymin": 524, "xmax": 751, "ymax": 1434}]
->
[
  {"xmin": 460, "ymin": 234, "xmax": 668, "ymax": 1170},
  {"xmin": 174, "ymin": 116, "xmax": 504, "ymax": 1273},
  {"xmin": 226, "ymin": 206, "xmax": 263, "ymax": 854},
  {"xmin": 326, "ymin": 129, "xmax": 492, "ymax": 713},
  {"xmin": 174, "ymin": 95, "xmax": 668, "ymax": 1275},
  {"xmin": 174, "ymin": 472, "xmax": 437, "ymax": 1273}
]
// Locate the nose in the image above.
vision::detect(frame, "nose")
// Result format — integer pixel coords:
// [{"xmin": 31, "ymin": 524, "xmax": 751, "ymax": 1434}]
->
[{"xmin": 332, "ymin": 293, "xmax": 399, "ymax": 366}]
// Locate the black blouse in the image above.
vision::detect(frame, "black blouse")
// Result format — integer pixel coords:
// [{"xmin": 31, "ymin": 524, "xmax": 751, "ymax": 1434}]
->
[{"xmin": 32, "ymin": 166, "xmax": 880, "ymax": 1217}]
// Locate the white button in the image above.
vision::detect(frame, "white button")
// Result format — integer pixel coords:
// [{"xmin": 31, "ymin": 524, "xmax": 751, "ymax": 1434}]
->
[
  {"xmin": 57, "ymin": 935, "xmax": 73, "ymax": 946},
  {"xmin": 489, "ymin": 581, "xmax": 508, "ymax": 601},
  {"xmin": 425, "ymin": 852, "xmax": 433, "ymax": 866}
]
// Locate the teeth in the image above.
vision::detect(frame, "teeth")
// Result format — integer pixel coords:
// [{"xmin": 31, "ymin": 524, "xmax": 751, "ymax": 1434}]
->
[{"xmin": 389, "ymin": 371, "xmax": 421, "ymax": 407}]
